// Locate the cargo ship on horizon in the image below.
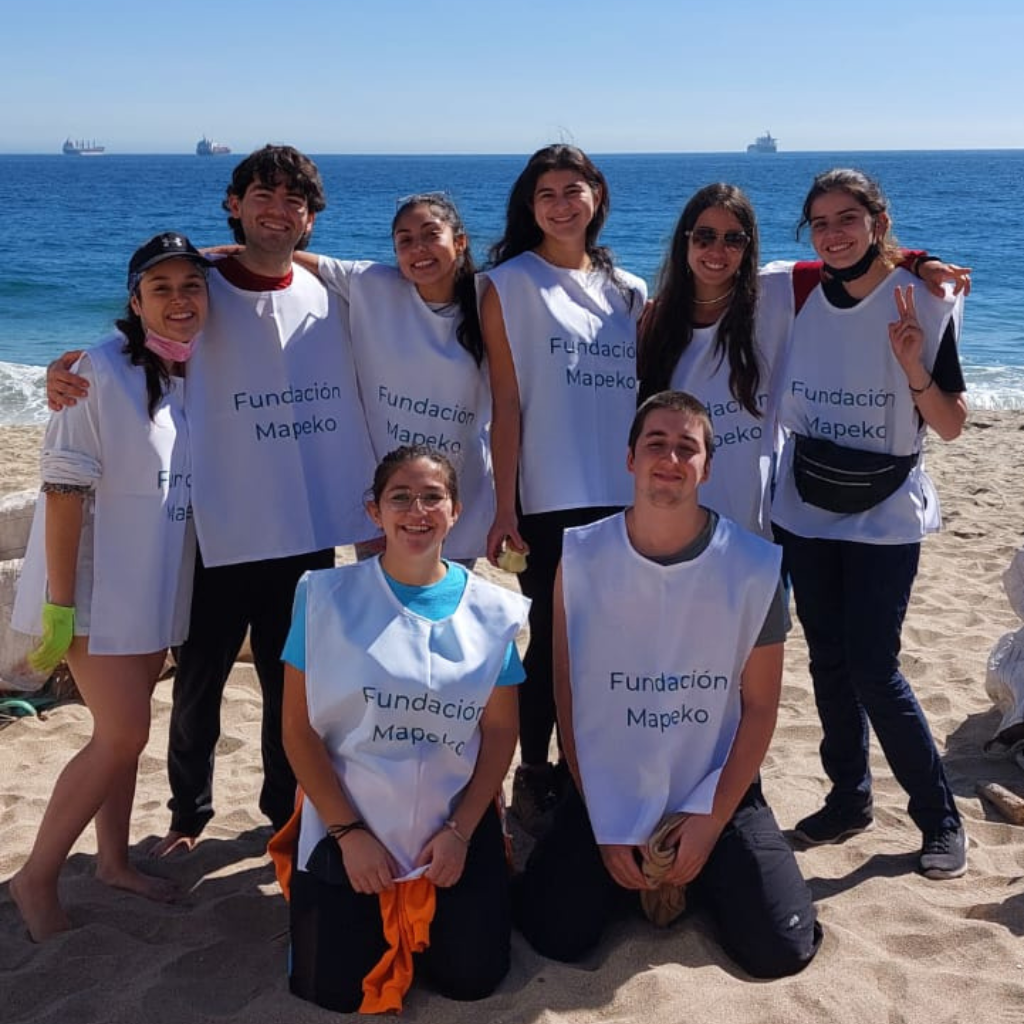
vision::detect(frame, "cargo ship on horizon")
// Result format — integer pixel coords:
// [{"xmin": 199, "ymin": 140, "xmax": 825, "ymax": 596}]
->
[
  {"xmin": 196, "ymin": 136, "xmax": 231, "ymax": 156},
  {"xmin": 746, "ymin": 131, "xmax": 778, "ymax": 154},
  {"xmin": 62, "ymin": 138, "xmax": 105, "ymax": 156}
]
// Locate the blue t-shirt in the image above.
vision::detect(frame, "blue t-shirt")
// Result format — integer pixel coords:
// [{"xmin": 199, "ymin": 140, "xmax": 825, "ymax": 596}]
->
[{"xmin": 281, "ymin": 560, "xmax": 525, "ymax": 685}]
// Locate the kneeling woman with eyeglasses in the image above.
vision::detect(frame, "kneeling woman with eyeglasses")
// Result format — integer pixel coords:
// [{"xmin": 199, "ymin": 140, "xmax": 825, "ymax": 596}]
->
[{"xmin": 272, "ymin": 446, "xmax": 530, "ymax": 1013}]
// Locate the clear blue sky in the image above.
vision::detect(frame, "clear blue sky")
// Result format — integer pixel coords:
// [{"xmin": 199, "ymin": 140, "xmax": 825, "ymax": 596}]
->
[{"xmin": 1, "ymin": 0, "xmax": 1019, "ymax": 154}]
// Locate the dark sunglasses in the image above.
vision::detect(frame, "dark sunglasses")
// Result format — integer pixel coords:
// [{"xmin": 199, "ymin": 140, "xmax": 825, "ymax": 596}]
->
[{"xmin": 685, "ymin": 226, "xmax": 750, "ymax": 251}]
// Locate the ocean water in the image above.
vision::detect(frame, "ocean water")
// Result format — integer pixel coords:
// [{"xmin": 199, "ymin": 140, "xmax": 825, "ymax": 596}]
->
[{"xmin": 1, "ymin": 150, "xmax": 1021, "ymax": 425}]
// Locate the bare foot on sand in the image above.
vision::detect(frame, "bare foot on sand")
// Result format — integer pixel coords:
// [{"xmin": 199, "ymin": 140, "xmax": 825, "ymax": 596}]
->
[
  {"xmin": 96, "ymin": 863, "xmax": 179, "ymax": 903},
  {"xmin": 148, "ymin": 831, "xmax": 198, "ymax": 859},
  {"xmin": 10, "ymin": 870, "xmax": 71, "ymax": 942}
]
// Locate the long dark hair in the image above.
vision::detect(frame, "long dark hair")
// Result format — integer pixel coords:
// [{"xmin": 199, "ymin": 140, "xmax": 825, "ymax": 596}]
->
[
  {"xmin": 489, "ymin": 144, "xmax": 614, "ymax": 275},
  {"xmin": 638, "ymin": 184, "xmax": 762, "ymax": 415},
  {"xmin": 115, "ymin": 304, "xmax": 172, "ymax": 420},
  {"xmin": 392, "ymin": 194, "xmax": 484, "ymax": 367}
]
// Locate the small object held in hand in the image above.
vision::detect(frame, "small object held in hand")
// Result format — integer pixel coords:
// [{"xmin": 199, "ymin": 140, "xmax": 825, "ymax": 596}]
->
[
  {"xmin": 28, "ymin": 602, "xmax": 75, "ymax": 676},
  {"xmin": 497, "ymin": 542, "xmax": 528, "ymax": 574},
  {"xmin": 640, "ymin": 812, "xmax": 688, "ymax": 927}
]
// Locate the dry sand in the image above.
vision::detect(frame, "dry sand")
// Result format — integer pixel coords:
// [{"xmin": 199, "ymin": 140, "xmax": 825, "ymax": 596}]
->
[{"xmin": 2, "ymin": 415, "xmax": 1024, "ymax": 1023}]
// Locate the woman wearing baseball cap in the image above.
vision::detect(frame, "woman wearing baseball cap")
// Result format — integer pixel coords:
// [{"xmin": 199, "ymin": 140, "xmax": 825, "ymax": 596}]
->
[{"xmin": 10, "ymin": 233, "xmax": 209, "ymax": 941}]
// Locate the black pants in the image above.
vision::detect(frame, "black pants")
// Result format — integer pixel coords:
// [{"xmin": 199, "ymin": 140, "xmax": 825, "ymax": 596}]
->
[
  {"xmin": 776, "ymin": 526, "xmax": 960, "ymax": 833},
  {"xmin": 288, "ymin": 805, "xmax": 511, "ymax": 1012},
  {"xmin": 515, "ymin": 782, "xmax": 822, "ymax": 979},
  {"xmin": 166, "ymin": 546, "xmax": 334, "ymax": 835},
  {"xmin": 516, "ymin": 505, "xmax": 620, "ymax": 765}
]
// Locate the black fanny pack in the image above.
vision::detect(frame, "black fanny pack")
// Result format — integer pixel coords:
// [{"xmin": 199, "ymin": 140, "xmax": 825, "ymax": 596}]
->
[{"xmin": 792, "ymin": 434, "xmax": 919, "ymax": 514}]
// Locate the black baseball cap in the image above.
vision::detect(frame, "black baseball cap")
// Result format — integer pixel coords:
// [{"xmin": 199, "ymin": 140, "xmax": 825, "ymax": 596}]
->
[{"xmin": 127, "ymin": 232, "xmax": 210, "ymax": 292}]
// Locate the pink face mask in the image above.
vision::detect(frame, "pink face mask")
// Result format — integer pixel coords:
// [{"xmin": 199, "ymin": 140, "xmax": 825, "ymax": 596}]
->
[{"xmin": 144, "ymin": 330, "xmax": 197, "ymax": 363}]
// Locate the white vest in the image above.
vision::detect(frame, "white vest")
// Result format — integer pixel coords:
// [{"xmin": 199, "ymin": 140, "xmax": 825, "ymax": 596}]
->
[
  {"xmin": 562, "ymin": 512, "xmax": 780, "ymax": 845},
  {"xmin": 13, "ymin": 337, "xmax": 195, "ymax": 654},
  {"xmin": 772, "ymin": 270, "xmax": 962, "ymax": 544},
  {"xmin": 478, "ymin": 252, "xmax": 647, "ymax": 514},
  {"xmin": 667, "ymin": 266, "xmax": 794, "ymax": 536},
  {"xmin": 298, "ymin": 559, "xmax": 529, "ymax": 875},
  {"xmin": 319, "ymin": 258, "xmax": 494, "ymax": 560},
  {"xmin": 185, "ymin": 266, "xmax": 377, "ymax": 565}
]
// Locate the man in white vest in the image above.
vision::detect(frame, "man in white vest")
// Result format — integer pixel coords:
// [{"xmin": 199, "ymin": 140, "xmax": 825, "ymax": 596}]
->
[
  {"xmin": 515, "ymin": 390, "xmax": 821, "ymax": 978},
  {"xmin": 47, "ymin": 146, "xmax": 376, "ymax": 855}
]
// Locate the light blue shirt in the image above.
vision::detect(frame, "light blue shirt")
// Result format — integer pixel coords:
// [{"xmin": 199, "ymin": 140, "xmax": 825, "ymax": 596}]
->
[{"xmin": 282, "ymin": 560, "xmax": 524, "ymax": 685}]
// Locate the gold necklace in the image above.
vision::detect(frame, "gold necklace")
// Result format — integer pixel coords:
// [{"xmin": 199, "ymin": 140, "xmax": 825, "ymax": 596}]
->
[{"xmin": 692, "ymin": 286, "xmax": 735, "ymax": 306}]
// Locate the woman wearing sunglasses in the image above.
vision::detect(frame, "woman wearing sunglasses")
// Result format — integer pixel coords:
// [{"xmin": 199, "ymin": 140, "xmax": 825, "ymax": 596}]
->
[
  {"xmin": 771, "ymin": 168, "xmax": 968, "ymax": 880},
  {"xmin": 639, "ymin": 183, "xmax": 970, "ymax": 538},
  {"xmin": 639, "ymin": 185, "xmax": 779, "ymax": 536},
  {"xmin": 478, "ymin": 144, "xmax": 646, "ymax": 836}
]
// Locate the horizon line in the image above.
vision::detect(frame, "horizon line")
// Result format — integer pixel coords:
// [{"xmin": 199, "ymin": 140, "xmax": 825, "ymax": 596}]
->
[{"xmin": 3, "ymin": 146, "xmax": 1024, "ymax": 158}]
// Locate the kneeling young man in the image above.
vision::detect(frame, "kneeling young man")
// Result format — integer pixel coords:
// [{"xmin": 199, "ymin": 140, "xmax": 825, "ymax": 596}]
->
[{"xmin": 515, "ymin": 390, "xmax": 821, "ymax": 978}]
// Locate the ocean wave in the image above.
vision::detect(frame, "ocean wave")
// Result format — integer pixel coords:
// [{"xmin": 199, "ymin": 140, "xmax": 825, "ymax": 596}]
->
[
  {"xmin": 2, "ymin": 359, "xmax": 1024, "ymax": 426},
  {"xmin": 0, "ymin": 361, "xmax": 49, "ymax": 425},
  {"xmin": 963, "ymin": 365, "xmax": 1024, "ymax": 411}
]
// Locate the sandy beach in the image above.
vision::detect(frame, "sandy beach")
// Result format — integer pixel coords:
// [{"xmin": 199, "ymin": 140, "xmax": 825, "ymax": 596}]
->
[{"xmin": 2, "ymin": 414, "xmax": 1023, "ymax": 1024}]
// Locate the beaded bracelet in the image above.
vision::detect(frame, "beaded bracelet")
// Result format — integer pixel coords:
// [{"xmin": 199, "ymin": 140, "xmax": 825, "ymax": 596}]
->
[
  {"xmin": 444, "ymin": 818, "xmax": 471, "ymax": 845},
  {"xmin": 327, "ymin": 820, "xmax": 368, "ymax": 840}
]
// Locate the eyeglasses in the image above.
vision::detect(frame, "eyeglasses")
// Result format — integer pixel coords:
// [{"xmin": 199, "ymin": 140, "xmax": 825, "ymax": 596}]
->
[
  {"xmin": 380, "ymin": 490, "xmax": 450, "ymax": 511},
  {"xmin": 685, "ymin": 227, "xmax": 750, "ymax": 252}
]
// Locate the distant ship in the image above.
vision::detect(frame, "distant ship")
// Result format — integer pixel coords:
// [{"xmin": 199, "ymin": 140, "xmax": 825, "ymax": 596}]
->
[
  {"xmin": 62, "ymin": 138, "xmax": 105, "ymax": 156},
  {"xmin": 196, "ymin": 136, "xmax": 231, "ymax": 156},
  {"xmin": 746, "ymin": 131, "xmax": 778, "ymax": 154}
]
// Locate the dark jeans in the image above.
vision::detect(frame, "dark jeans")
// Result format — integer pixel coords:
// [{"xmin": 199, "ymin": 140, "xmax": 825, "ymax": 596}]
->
[
  {"xmin": 167, "ymin": 546, "xmax": 334, "ymax": 835},
  {"xmin": 516, "ymin": 505, "xmax": 620, "ymax": 766},
  {"xmin": 775, "ymin": 526, "xmax": 960, "ymax": 833},
  {"xmin": 289, "ymin": 805, "xmax": 511, "ymax": 1012},
  {"xmin": 514, "ymin": 782, "xmax": 821, "ymax": 979}
]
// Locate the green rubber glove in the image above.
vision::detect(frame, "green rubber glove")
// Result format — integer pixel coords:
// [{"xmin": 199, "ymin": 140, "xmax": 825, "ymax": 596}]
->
[{"xmin": 28, "ymin": 602, "xmax": 75, "ymax": 676}]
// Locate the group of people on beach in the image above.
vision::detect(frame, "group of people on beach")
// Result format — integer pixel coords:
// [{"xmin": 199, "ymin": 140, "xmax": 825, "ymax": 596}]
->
[{"xmin": 8, "ymin": 140, "xmax": 971, "ymax": 1013}]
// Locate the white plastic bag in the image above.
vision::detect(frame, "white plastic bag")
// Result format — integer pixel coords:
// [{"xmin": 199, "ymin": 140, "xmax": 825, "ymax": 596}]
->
[
  {"xmin": 1002, "ymin": 548, "xmax": 1024, "ymax": 622},
  {"xmin": 0, "ymin": 490, "xmax": 37, "ymax": 561},
  {"xmin": 986, "ymin": 628, "xmax": 1024, "ymax": 734},
  {"xmin": 0, "ymin": 559, "xmax": 48, "ymax": 693},
  {"xmin": 983, "ymin": 548, "xmax": 1024, "ymax": 755}
]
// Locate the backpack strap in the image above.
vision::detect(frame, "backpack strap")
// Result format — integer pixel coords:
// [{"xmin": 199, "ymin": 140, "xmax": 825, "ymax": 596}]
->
[{"xmin": 792, "ymin": 261, "xmax": 822, "ymax": 316}]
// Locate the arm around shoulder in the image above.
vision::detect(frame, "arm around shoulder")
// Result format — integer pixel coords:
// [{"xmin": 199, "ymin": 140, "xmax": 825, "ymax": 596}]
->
[{"xmin": 46, "ymin": 350, "xmax": 88, "ymax": 410}]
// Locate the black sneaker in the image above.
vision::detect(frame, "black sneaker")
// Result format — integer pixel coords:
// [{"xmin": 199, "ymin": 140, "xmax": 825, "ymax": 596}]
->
[
  {"xmin": 792, "ymin": 803, "xmax": 875, "ymax": 845},
  {"xmin": 511, "ymin": 763, "xmax": 559, "ymax": 837},
  {"xmin": 919, "ymin": 826, "xmax": 967, "ymax": 879}
]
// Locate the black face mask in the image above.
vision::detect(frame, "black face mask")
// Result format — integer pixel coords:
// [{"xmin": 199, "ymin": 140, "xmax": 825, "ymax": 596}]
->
[{"xmin": 824, "ymin": 242, "xmax": 879, "ymax": 282}]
